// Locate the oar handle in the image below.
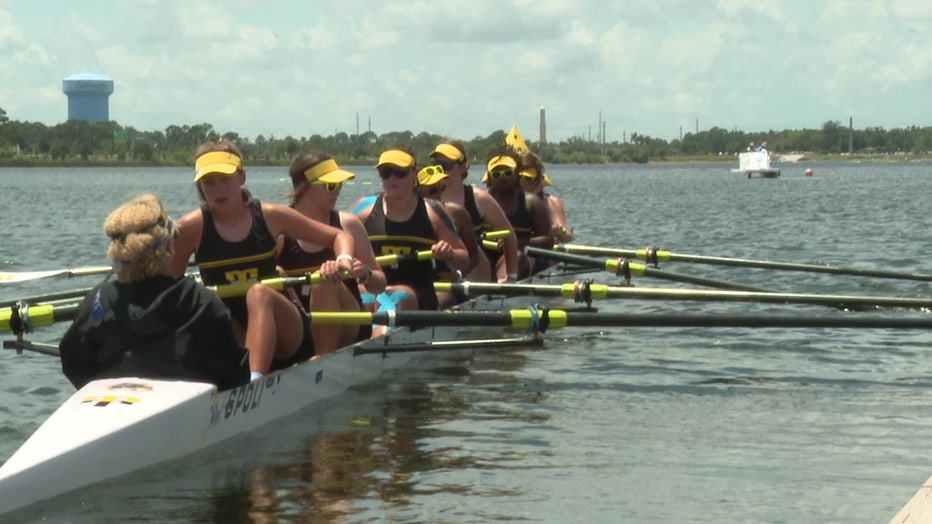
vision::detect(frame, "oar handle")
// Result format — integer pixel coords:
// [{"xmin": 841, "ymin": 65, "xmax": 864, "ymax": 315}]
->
[
  {"xmin": 375, "ymin": 250, "xmax": 434, "ymax": 266},
  {"xmin": 481, "ymin": 229, "xmax": 512, "ymax": 241},
  {"xmin": 209, "ymin": 272, "xmax": 333, "ymax": 299}
]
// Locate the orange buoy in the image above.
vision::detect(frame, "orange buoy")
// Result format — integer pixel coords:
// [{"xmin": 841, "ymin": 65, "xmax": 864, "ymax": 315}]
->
[{"xmin": 804, "ymin": 168, "xmax": 814, "ymax": 177}]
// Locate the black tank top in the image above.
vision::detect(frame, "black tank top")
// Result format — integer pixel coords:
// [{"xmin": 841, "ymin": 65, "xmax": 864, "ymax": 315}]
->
[
  {"xmin": 363, "ymin": 195, "xmax": 439, "ymax": 309},
  {"xmin": 463, "ymin": 185, "xmax": 485, "ymax": 233},
  {"xmin": 195, "ymin": 200, "xmax": 279, "ymax": 324},
  {"xmin": 278, "ymin": 210, "xmax": 364, "ymax": 309},
  {"xmin": 484, "ymin": 190, "xmax": 535, "ymax": 267},
  {"xmin": 507, "ymin": 190, "xmax": 535, "ymax": 243}
]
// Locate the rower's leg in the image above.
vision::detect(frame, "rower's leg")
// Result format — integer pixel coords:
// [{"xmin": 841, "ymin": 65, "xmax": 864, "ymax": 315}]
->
[{"xmin": 243, "ymin": 284, "xmax": 306, "ymax": 374}]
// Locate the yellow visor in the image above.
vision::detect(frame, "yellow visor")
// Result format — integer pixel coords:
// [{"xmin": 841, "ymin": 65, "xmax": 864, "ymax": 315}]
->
[
  {"xmin": 194, "ymin": 151, "xmax": 242, "ymax": 182},
  {"xmin": 303, "ymin": 159, "xmax": 356, "ymax": 184},
  {"xmin": 519, "ymin": 168, "xmax": 538, "ymax": 179},
  {"xmin": 431, "ymin": 143, "xmax": 465, "ymax": 162},
  {"xmin": 376, "ymin": 149, "xmax": 416, "ymax": 168},
  {"xmin": 417, "ymin": 165, "xmax": 449, "ymax": 186}
]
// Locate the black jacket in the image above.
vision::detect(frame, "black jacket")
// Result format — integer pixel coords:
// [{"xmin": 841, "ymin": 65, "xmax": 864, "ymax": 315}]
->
[{"xmin": 60, "ymin": 275, "xmax": 249, "ymax": 390}]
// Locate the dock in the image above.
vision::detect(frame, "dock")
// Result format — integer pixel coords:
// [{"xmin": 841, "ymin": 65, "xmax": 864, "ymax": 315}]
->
[{"xmin": 891, "ymin": 477, "xmax": 932, "ymax": 523}]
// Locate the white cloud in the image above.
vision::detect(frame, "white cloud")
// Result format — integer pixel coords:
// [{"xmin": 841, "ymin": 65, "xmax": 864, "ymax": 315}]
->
[{"xmin": 0, "ymin": 0, "xmax": 927, "ymax": 142}]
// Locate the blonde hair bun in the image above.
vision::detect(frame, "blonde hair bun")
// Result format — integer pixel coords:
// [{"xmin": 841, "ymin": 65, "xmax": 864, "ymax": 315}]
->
[{"xmin": 104, "ymin": 193, "xmax": 173, "ymax": 281}]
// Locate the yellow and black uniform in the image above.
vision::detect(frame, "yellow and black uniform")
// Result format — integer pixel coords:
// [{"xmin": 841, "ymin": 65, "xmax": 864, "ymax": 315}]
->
[
  {"xmin": 463, "ymin": 185, "xmax": 485, "ymax": 234},
  {"xmin": 196, "ymin": 200, "xmax": 279, "ymax": 324},
  {"xmin": 363, "ymin": 195, "xmax": 440, "ymax": 311},
  {"xmin": 484, "ymin": 190, "xmax": 534, "ymax": 268},
  {"xmin": 196, "ymin": 200, "xmax": 315, "ymax": 364},
  {"xmin": 278, "ymin": 210, "xmax": 371, "ymax": 341}
]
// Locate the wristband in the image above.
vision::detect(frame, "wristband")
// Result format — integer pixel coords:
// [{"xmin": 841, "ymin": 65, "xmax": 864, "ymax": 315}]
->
[
  {"xmin": 507, "ymin": 272, "xmax": 518, "ymax": 280},
  {"xmin": 336, "ymin": 254, "xmax": 354, "ymax": 265},
  {"xmin": 357, "ymin": 265, "xmax": 372, "ymax": 284}
]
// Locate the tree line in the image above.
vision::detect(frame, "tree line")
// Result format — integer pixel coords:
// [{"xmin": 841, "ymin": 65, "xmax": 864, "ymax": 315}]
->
[{"xmin": 0, "ymin": 106, "xmax": 929, "ymax": 166}]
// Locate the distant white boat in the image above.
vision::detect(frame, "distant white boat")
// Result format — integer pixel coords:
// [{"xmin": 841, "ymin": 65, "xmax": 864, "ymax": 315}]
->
[{"xmin": 731, "ymin": 151, "xmax": 781, "ymax": 178}]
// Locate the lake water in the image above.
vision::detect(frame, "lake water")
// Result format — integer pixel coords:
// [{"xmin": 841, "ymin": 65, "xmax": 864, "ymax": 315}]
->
[{"xmin": 1, "ymin": 161, "xmax": 932, "ymax": 523}]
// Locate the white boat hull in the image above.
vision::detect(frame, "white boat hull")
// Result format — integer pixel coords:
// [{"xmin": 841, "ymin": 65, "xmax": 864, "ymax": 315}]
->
[
  {"xmin": 731, "ymin": 151, "xmax": 781, "ymax": 178},
  {"xmin": 0, "ymin": 320, "xmax": 507, "ymax": 515}
]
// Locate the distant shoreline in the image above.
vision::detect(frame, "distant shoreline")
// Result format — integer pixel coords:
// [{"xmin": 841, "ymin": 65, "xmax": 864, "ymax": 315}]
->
[{"xmin": 0, "ymin": 153, "xmax": 929, "ymax": 168}]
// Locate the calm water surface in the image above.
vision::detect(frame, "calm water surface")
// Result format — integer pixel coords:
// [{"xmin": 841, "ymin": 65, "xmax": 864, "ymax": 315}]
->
[{"xmin": 1, "ymin": 161, "xmax": 932, "ymax": 523}]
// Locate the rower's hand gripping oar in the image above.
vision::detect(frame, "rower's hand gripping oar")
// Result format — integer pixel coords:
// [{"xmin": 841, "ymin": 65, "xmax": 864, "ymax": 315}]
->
[{"xmin": 559, "ymin": 243, "xmax": 932, "ymax": 283}]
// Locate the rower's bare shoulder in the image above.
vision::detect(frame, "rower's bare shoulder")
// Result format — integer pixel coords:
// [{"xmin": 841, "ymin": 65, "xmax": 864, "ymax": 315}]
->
[
  {"xmin": 178, "ymin": 208, "xmax": 203, "ymax": 226},
  {"xmin": 175, "ymin": 208, "xmax": 204, "ymax": 241},
  {"xmin": 472, "ymin": 187, "xmax": 501, "ymax": 211},
  {"xmin": 337, "ymin": 211, "xmax": 366, "ymax": 233}
]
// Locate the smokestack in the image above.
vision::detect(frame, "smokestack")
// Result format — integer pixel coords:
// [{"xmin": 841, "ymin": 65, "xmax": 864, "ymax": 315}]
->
[
  {"xmin": 539, "ymin": 106, "xmax": 547, "ymax": 145},
  {"xmin": 849, "ymin": 116, "xmax": 854, "ymax": 154}
]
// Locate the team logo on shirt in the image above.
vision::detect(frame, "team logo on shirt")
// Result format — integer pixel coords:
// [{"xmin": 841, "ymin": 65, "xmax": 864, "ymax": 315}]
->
[
  {"xmin": 224, "ymin": 267, "xmax": 260, "ymax": 283},
  {"xmin": 379, "ymin": 246, "xmax": 413, "ymax": 256}
]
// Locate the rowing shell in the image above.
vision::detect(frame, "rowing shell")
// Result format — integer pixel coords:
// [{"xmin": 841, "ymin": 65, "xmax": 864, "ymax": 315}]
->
[{"xmin": 0, "ymin": 271, "xmax": 564, "ymax": 516}]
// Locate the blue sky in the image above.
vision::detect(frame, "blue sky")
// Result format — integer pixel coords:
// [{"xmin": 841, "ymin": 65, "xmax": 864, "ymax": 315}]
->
[{"xmin": 0, "ymin": 0, "xmax": 929, "ymax": 143}]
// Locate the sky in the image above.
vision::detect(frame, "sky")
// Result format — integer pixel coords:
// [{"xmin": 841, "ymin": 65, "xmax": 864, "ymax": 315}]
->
[{"xmin": 0, "ymin": 0, "xmax": 929, "ymax": 143}]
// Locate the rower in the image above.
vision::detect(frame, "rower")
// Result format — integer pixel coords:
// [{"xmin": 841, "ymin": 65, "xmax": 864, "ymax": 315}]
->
[
  {"xmin": 170, "ymin": 140, "xmax": 356, "ymax": 379},
  {"xmin": 430, "ymin": 139, "xmax": 519, "ymax": 283},
  {"xmin": 415, "ymin": 163, "xmax": 489, "ymax": 308},
  {"xmin": 348, "ymin": 146, "xmax": 469, "ymax": 311},
  {"xmin": 277, "ymin": 151, "xmax": 386, "ymax": 354},
  {"xmin": 482, "ymin": 147, "xmax": 553, "ymax": 279},
  {"xmin": 518, "ymin": 150, "xmax": 572, "ymax": 244}
]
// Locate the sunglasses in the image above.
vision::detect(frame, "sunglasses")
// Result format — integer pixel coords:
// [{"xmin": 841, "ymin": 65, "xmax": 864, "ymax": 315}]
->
[
  {"xmin": 378, "ymin": 166, "xmax": 412, "ymax": 180},
  {"xmin": 311, "ymin": 180, "xmax": 343, "ymax": 193},
  {"xmin": 488, "ymin": 168, "xmax": 515, "ymax": 179},
  {"xmin": 419, "ymin": 165, "xmax": 444, "ymax": 178},
  {"xmin": 432, "ymin": 158, "xmax": 456, "ymax": 171}
]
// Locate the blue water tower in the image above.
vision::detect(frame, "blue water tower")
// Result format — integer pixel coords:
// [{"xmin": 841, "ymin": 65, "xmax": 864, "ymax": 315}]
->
[{"xmin": 62, "ymin": 73, "xmax": 114, "ymax": 123}]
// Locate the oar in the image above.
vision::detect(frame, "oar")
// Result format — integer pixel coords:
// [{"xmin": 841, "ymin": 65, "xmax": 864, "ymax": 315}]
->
[
  {"xmin": 558, "ymin": 244, "xmax": 932, "ymax": 282},
  {"xmin": 0, "ymin": 261, "xmax": 200, "ymax": 286},
  {"xmin": 0, "ymin": 265, "xmax": 113, "ymax": 285},
  {"xmin": 306, "ymin": 309, "xmax": 932, "ymax": 331},
  {"xmin": 1, "ymin": 302, "xmax": 79, "ymax": 334},
  {"xmin": 2, "ymin": 271, "xmax": 340, "ymax": 333},
  {"xmin": 0, "ymin": 268, "xmax": 204, "ymax": 310},
  {"xmin": 481, "ymin": 229, "xmax": 512, "ymax": 241},
  {"xmin": 523, "ymin": 246, "xmax": 775, "ymax": 293},
  {"xmin": 376, "ymin": 250, "xmax": 434, "ymax": 267},
  {"xmin": 435, "ymin": 281, "xmax": 932, "ymax": 310},
  {"xmin": 208, "ymin": 273, "xmax": 329, "ymax": 299},
  {"xmin": 0, "ymin": 288, "xmax": 94, "ymax": 309}
]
